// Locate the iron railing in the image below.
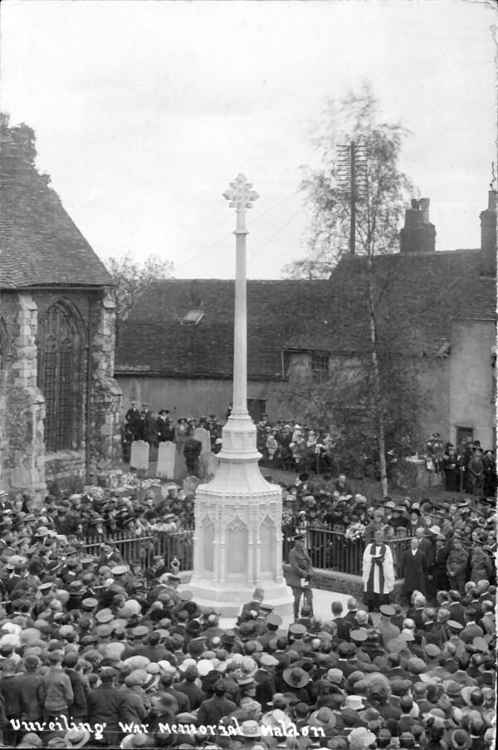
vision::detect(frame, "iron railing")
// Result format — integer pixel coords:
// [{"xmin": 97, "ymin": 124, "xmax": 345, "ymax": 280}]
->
[
  {"xmin": 282, "ymin": 528, "xmax": 412, "ymax": 576},
  {"xmin": 85, "ymin": 527, "xmax": 412, "ymax": 578},
  {"xmin": 83, "ymin": 529, "xmax": 194, "ymax": 571}
]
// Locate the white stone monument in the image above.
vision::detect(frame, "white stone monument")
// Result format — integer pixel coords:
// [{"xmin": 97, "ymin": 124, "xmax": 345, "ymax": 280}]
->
[
  {"xmin": 194, "ymin": 427, "xmax": 211, "ymax": 454},
  {"xmin": 130, "ymin": 440, "xmax": 150, "ymax": 471},
  {"xmin": 157, "ymin": 441, "xmax": 176, "ymax": 479},
  {"xmin": 182, "ymin": 174, "xmax": 293, "ymax": 617}
]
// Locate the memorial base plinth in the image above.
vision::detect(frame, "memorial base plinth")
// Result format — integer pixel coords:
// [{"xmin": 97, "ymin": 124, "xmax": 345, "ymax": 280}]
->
[
  {"xmin": 181, "ymin": 580, "xmax": 293, "ymax": 618},
  {"xmin": 181, "ymin": 414, "xmax": 293, "ymax": 619}
]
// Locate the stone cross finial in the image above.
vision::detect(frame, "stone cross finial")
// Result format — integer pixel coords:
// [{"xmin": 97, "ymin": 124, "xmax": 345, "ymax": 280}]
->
[{"xmin": 223, "ymin": 174, "xmax": 259, "ymax": 233}]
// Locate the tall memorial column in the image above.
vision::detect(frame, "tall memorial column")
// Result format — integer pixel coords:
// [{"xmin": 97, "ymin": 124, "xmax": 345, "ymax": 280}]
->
[{"xmin": 183, "ymin": 175, "xmax": 293, "ymax": 617}]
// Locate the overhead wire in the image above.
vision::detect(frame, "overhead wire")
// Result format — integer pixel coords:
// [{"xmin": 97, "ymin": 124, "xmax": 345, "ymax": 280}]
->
[{"xmin": 173, "ymin": 189, "xmax": 303, "ymax": 274}]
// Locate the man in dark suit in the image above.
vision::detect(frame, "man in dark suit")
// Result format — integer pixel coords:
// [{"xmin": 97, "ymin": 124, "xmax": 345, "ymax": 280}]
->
[
  {"xmin": 286, "ymin": 535, "xmax": 313, "ymax": 621},
  {"xmin": 184, "ymin": 434, "xmax": 202, "ymax": 477},
  {"xmin": 125, "ymin": 401, "xmax": 143, "ymax": 441},
  {"xmin": 254, "ymin": 653, "xmax": 277, "ymax": 711},
  {"xmin": 400, "ymin": 537, "xmax": 427, "ymax": 605},
  {"xmin": 157, "ymin": 409, "xmax": 175, "ymax": 442}
]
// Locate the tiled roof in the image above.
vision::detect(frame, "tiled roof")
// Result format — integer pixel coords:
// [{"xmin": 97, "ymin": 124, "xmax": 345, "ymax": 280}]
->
[
  {"xmin": 0, "ymin": 120, "xmax": 111, "ymax": 289},
  {"xmin": 116, "ymin": 279, "xmax": 334, "ymax": 380},
  {"xmin": 116, "ymin": 249, "xmax": 495, "ymax": 380},
  {"xmin": 326, "ymin": 250, "xmax": 496, "ymax": 356}
]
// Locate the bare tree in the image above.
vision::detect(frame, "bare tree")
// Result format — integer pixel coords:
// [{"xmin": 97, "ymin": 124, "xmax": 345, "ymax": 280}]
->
[{"xmin": 106, "ymin": 253, "xmax": 174, "ymax": 323}]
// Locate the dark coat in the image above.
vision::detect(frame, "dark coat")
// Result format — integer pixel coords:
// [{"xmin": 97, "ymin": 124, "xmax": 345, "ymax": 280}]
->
[
  {"xmin": 175, "ymin": 680, "xmax": 205, "ymax": 711},
  {"xmin": 65, "ymin": 668, "xmax": 88, "ymax": 718},
  {"xmin": 254, "ymin": 668, "xmax": 276, "ymax": 711},
  {"xmin": 87, "ymin": 686, "xmax": 126, "ymax": 736},
  {"xmin": 197, "ymin": 695, "xmax": 237, "ymax": 725},
  {"xmin": 157, "ymin": 417, "xmax": 175, "ymax": 442},
  {"xmin": 286, "ymin": 546, "xmax": 312, "ymax": 587},
  {"xmin": 400, "ymin": 548, "xmax": 427, "ymax": 595},
  {"xmin": 0, "ymin": 675, "xmax": 23, "ymax": 718},
  {"xmin": 16, "ymin": 672, "xmax": 44, "ymax": 721}
]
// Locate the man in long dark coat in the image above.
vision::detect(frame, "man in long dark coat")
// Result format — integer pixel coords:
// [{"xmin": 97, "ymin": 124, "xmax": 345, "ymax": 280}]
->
[
  {"xmin": 125, "ymin": 401, "xmax": 143, "ymax": 440},
  {"xmin": 400, "ymin": 536, "xmax": 427, "ymax": 604},
  {"xmin": 286, "ymin": 534, "xmax": 313, "ymax": 621}
]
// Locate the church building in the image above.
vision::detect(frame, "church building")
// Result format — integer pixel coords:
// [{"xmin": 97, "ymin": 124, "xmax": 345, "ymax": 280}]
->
[{"xmin": 0, "ymin": 115, "xmax": 122, "ymax": 499}]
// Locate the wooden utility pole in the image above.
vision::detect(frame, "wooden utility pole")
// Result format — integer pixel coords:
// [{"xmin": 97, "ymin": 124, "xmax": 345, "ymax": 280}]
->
[
  {"xmin": 336, "ymin": 140, "xmax": 366, "ymax": 256},
  {"xmin": 350, "ymin": 141, "xmax": 357, "ymax": 255}
]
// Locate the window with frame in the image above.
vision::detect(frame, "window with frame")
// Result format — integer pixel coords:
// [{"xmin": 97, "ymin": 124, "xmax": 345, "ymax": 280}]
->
[
  {"xmin": 455, "ymin": 426, "xmax": 474, "ymax": 448},
  {"xmin": 311, "ymin": 351, "xmax": 330, "ymax": 381},
  {"xmin": 37, "ymin": 302, "xmax": 86, "ymax": 452},
  {"xmin": 182, "ymin": 309, "xmax": 204, "ymax": 325}
]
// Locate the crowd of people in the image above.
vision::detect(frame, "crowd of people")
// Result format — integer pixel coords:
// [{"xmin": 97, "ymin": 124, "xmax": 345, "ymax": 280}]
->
[
  {"xmin": 121, "ymin": 405, "xmax": 496, "ymax": 496},
  {"xmin": 0, "ymin": 406, "xmax": 495, "ymax": 750},
  {"xmin": 0, "ymin": 460, "xmax": 495, "ymax": 750},
  {"xmin": 121, "ymin": 406, "xmax": 223, "ymax": 466}
]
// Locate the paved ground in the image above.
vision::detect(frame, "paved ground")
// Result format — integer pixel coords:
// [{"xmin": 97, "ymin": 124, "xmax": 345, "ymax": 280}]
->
[{"xmin": 219, "ymin": 586, "xmax": 350, "ymax": 629}]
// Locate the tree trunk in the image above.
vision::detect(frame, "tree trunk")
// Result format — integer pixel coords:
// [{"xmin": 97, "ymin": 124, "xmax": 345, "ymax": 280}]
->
[{"xmin": 366, "ymin": 257, "xmax": 389, "ymax": 497}]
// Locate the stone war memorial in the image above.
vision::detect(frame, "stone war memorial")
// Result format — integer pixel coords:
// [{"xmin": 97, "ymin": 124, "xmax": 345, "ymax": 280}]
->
[{"xmin": 183, "ymin": 175, "xmax": 293, "ymax": 617}]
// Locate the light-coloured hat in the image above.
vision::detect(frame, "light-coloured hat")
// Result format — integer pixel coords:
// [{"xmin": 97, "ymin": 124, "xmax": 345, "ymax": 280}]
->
[
  {"xmin": 63, "ymin": 728, "xmax": 91, "ymax": 748},
  {"xmin": 345, "ymin": 694, "xmax": 366, "ymax": 711}
]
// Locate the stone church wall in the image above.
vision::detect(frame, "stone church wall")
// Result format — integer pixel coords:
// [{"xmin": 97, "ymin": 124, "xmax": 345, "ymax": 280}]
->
[
  {"xmin": 0, "ymin": 291, "xmax": 46, "ymax": 500},
  {"xmin": 0, "ymin": 288, "xmax": 122, "ymax": 498},
  {"xmin": 86, "ymin": 290, "xmax": 123, "ymax": 482}
]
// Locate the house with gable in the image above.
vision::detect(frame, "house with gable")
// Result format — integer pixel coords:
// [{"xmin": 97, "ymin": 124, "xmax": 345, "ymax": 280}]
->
[{"xmin": 115, "ymin": 190, "xmax": 496, "ymax": 450}]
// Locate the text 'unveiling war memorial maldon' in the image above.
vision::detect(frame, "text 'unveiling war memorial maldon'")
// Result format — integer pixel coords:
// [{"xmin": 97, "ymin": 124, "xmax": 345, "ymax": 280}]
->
[{"xmin": 182, "ymin": 175, "xmax": 293, "ymax": 617}]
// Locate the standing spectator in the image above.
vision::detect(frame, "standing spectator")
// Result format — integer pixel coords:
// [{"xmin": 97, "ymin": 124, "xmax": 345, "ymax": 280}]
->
[
  {"xmin": 470, "ymin": 539, "xmax": 493, "ymax": 583},
  {"xmin": 197, "ymin": 680, "xmax": 236, "ymax": 725},
  {"xmin": 468, "ymin": 449, "xmax": 484, "ymax": 496},
  {"xmin": 40, "ymin": 650, "xmax": 74, "ymax": 720},
  {"xmin": 442, "ymin": 444, "xmax": 461, "ymax": 492},
  {"xmin": 17, "ymin": 655, "xmax": 44, "ymax": 722},
  {"xmin": 86, "ymin": 668, "xmax": 126, "ymax": 747},
  {"xmin": 429, "ymin": 537, "xmax": 450, "ymax": 594},
  {"xmin": 286, "ymin": 534, "xmax": 313, "ymax": 621},
  {"xmin": 143, "ymin": 408, "xmax": 160, "ymax": 448},
  {"xmin": 425, "ymin": 432, "xmax": 444, "ymax": 473},
  {"xmin": 362, "ymin": 530, "xmax": 395, "ymax": 611},
  {"xmin": 125, "ymin": 401, "xmax": 143, "ymax": 440},
  {"xmin": 266, "ymin": 430, "xmax": 278, "ymax": 464},
  {"xmin": 157, "ymin": 409, "xmax": 175, "ymax": 442},
  {"xmin": 400, "ymin": 537, "xmax": 427, "ymax": 604},
  {"xmin": 63, "ymin": 653, "xmax": 88, "ymax": 720},
  {"xmin": 0, "ymin": 659, "xmax": 22, "ymax": 744},
  {"xmin": 482, "ymin": 450, "xmax": 496, "ymax": 497},
  {"xmin": 447, "ymin": 538, "xmax": 470, "ymax": 594},
  {"xmin": 184, "ymin": 433, "xmax": 202, "ymax": 477}
]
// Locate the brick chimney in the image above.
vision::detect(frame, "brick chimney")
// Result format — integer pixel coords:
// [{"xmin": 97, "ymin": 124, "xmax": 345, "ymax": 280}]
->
[
  {"xmin": 400, "ymin": 198, "xmax": 436, "ymax": 254},
  {"xmin": 480, "ymin": 189, "xmax": 497, "ymax": 276}
]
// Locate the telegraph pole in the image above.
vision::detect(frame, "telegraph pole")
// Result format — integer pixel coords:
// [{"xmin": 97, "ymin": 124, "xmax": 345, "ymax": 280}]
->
[{"xmin": 336, "ymin": 140, "xmax": 367, "ymax": 256}]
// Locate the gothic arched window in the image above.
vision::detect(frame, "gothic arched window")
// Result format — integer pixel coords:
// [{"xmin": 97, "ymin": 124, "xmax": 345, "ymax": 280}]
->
[{"xmin": 37, "ymin": 302, "xmax": 86, "ymax": 452}]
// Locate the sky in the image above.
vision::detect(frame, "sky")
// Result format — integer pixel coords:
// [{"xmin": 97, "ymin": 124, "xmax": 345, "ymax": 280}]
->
[{"xmin": 1, "ymin": 0, "xmax": 496, "ymax": 278}]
